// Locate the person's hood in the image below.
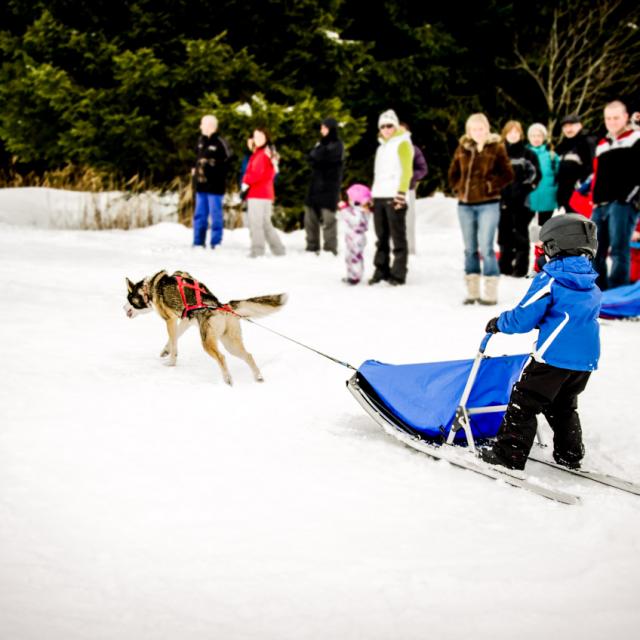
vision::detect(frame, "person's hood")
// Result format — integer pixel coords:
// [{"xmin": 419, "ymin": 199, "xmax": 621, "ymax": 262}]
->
[{"xmin": 543, "ymin": 256, "xmax": 599, "ymax": 291}]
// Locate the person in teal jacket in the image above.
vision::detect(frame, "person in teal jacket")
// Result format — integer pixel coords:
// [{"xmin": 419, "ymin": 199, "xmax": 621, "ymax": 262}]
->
[{"xmin": 527, "ymin": 123, "xmax": 560, "ymax": 226}]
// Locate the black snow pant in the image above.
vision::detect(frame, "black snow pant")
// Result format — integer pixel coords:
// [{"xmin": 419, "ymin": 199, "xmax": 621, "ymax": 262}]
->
[
  {"xmin": 493, "ymin": 360, "xmax": 591, "ymax": 470},
  {"xmin": 372, "ymin": 198, "xmax": 408, "ymax": 283},
  {"xmin": 498, "ymin": 199, "xmax": 534, "ymax": 277}
]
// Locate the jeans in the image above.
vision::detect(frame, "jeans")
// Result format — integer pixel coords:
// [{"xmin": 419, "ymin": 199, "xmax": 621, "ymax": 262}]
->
[
  {"xmin": 591, "ymin": 201, "xmax": 638, "ymax": 290},
  {"xmin": 457, "ymin": 202, "xmax": 500, "ymax": 276},
  {"xmin": 193, "ymin": 192, "xmax": 224, "ymax": 247}
]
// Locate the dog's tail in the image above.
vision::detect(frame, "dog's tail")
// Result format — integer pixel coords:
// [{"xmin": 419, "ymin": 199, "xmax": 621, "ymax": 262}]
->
[{"xmin": 227, "ymin": 293, "xmax": 288, "ymax": 318}]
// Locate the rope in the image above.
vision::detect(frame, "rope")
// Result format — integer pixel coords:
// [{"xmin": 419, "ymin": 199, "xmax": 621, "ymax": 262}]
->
[{"xmin": 233, "ymin": 312, "xmax": 357, "ymax": 371}]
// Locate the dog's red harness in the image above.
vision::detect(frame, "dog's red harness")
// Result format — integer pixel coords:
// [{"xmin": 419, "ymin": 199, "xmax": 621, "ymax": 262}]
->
[
  {"xmin": 175, "ymin": 276, "xmax": 210, "ymax": 318},
  {"xmin": 175, "ymin": 276, "xmax": 235, "ymax": 318}
]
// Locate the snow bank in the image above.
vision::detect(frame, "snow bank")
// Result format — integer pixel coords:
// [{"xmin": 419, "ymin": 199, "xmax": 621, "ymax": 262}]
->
[{"xmin": 0, "ymin": 187, "xmax": 178, "ymax": 229}]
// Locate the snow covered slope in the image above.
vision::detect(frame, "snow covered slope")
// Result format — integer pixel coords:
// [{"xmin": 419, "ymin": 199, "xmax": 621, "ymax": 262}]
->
[{"xmin": 1, "ymin": 190, "xmax": 639, "ymax": 640}]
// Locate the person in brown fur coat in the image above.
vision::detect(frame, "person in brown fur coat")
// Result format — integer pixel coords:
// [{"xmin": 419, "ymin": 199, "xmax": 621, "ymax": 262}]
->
[{"xmin": 448, "ymin": 113, "xmax": 514, "ymax": 304}]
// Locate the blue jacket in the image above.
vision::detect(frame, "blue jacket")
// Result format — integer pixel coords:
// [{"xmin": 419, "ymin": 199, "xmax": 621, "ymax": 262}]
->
[
  {"xmin": 527, "ymin": 144, "xmax": 559, "ymax": 213},
  {"xmin": 496, "ymin": 256, "xmax": 601, "ymax": 371}
]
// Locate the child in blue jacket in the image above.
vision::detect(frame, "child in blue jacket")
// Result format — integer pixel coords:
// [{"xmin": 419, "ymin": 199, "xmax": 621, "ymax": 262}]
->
[{"xmin": 481, "ymin": 214, "xmax": 601, "ymax": 471}]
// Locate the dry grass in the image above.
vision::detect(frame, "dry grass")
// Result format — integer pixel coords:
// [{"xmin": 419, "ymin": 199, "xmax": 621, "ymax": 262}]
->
[
  {"xmin": 0, "ymin": 163, "xmax": 252, "ymax": 231},
  {"xmin": 0, "ymin": 163, "xmax": 186, "ymax": 230}
]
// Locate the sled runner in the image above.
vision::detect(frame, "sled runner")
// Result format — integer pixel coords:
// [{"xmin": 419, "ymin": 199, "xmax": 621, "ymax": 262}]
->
[
  {"xmin": 348, "ymin": 334, "xmax": 529, "ymax": 452},
  {"xmin": 347, "ymin": 334, "xmax": 640, "ymax": 500}
]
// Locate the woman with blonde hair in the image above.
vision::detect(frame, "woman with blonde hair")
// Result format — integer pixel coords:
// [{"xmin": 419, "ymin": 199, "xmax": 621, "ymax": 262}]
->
[{"xmin": 448, "ymin": 113, "xmax": 514, "ymax": 304}]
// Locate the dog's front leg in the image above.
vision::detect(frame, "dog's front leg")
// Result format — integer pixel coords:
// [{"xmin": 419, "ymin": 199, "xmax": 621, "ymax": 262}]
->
[
  {"xmin": 161, "ymin": 318, "xmax": 190, "ymax": 358},
  {"xmin": 164, "ymin": 318, "xmax": 178, "ymax": 366}
]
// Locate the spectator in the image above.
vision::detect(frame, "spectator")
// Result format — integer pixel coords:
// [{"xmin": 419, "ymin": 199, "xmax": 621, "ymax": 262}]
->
[
  {"xmin": 527, "ymin": 122, "xmax": 560, "ymax": 227},
  {"xmin": 241, "ymin": 128, "xmax": 286, "ymax": 258},
  {"xmin": 304, "ymin": 117, "xmax": 345, "ymax": 255},
  {"xmin": 448, "ymin": 113, "xmax": 514, "ymax": 305},
  {"xmin": 369, "ymin": 109, "xmax": 414, "ymax": 286},
  {"xmin": 556, "ymin": 114, "xmax": 595, "ymax": 213},
  {"xmin": 192, "ymin": 114, "xmax": 232, "ymax": 249},
  {"xmin": 339, "ymin": 183, "xmax": 372, "ymax": 285},
  {"xmin": 400, "ymin": 122, "xmax": 428, "ymax": 255},
  {"xmin": 591, "ymin": 100, "xmax": 640, "ymax": 289},
  {"xmin": 498, "ymin": 120, "xmax": 540, "ymax": 278}
]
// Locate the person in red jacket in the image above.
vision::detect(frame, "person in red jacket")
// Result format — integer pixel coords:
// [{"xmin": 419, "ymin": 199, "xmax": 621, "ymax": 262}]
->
[{"xmin": 241, "ymin": 128, "xmax": 286, "ymax": 257}]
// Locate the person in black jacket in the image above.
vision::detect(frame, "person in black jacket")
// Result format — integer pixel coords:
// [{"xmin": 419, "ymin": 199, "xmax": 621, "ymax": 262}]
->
[
  {"xmin": 192, "ymin": 114, "xmax": 232, "ymax": 248},
  {"xmin": 498, "ymin": 121, "xmax": 541, "ymax": 277},
  {"xmin": 555, "ymin": 114, "xmax": 595, "ymax": 213},
  {"xmin": 304, "ymin": 118, "xmax": 345, "ymax": 255}
]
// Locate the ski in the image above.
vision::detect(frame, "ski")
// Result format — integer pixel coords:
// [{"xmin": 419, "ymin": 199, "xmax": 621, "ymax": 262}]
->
[
  {"xmin": 347, "ymin": 378, "xmax": 580, "ymax": 505},
  {"xmin": 381, "ymin": 419, "xmax": 579, "ymax": 505},
  {"xmin": 529, "ymin": 445, "xmax": 640, "ymax": 496}
]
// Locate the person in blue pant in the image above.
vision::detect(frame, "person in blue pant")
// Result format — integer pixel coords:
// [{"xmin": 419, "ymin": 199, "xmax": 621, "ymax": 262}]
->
[
  {"xmin": 591, "ymin": 100, "xmax": 640, "ymax": 290},
  {"xmin": 192, "ymin": 114, "xmax": 232, "ymax": 248},
  {"xmin": 480, "ymin": 214, "xmax": 601, "ymax": 471}
]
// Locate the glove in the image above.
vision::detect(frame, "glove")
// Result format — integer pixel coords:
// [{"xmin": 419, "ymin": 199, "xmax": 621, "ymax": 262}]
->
[
  {"xmin": 485, "ymin": 317, "xmax": 500, "ymax": 334},
  {"xmin": 392, "ymin": 192, "xmax": 407, "ymax": 210}
]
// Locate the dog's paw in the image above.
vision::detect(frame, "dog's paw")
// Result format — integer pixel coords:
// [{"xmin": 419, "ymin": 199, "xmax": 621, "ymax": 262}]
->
[
  {"xmin": 164, "ymin": 357, "xmax": 177, "ymax": 367},
  {"xmin": 223, "ymin": 375, "xmax": 233, "ymax": 386},
  {"xmin": 160, "ymin": 347, "xmax": 170, "ymax": 358},
  {"xmin": 255, "ymin": 374, "xmax": 264, "ymax": 383}
]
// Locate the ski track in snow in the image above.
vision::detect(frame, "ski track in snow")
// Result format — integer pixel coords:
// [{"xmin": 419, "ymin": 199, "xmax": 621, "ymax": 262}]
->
[{"xmin": 1, "ymin": 190, "xmax": 639, "ymax": 639}]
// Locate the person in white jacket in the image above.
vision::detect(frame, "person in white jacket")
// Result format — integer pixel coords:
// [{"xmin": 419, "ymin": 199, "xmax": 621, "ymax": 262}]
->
[{"xmin": 369, "ymin": 109, "xmax": 414, "ymax": 285}]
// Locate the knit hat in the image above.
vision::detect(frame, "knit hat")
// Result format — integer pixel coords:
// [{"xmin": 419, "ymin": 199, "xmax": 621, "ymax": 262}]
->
[
  {"xmin": 527, "ymin": 122, "xmax": 548, "ymax": 139},
  {"xmin": 346, "ymin": 183, "xmax": 372, "ymax": 205},
  {"xmin": 378, "ymin": 109, "xmax": 399, "ymax": 128},
  {"xmin": 560, "ymin": 114, "xmax": 581, "ymax": 125}
]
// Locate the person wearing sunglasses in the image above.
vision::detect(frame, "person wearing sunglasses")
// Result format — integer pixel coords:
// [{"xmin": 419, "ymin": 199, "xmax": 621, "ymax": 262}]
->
[{"xmin": 369, "ymin": 109, "xmax": 414, "ymax": 285}]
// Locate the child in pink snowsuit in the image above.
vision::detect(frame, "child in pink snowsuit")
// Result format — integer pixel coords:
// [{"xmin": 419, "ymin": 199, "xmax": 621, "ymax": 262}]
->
[{"xmin": 340, "ymin": 183, "xmax": 372, "ymax": 284}]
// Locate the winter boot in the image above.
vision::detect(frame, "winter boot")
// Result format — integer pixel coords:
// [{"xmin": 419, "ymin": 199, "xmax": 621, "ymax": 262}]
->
[
  {"xmin": 463, "ymin": 273, "xmax": 481, "ymax": 305},
  {"xmin": 479, "ymin": 447, "xmax": 526, "ymax": 476},
  {"xmin": 479, "ymin": 275, "xmax": 499, "ymax": 305}
]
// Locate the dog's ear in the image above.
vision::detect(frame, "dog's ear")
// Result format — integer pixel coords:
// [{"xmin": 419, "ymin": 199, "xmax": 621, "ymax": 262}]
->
[{"xmin": 126, "ymin": 277, "xmax": 135, "ymax": 293}]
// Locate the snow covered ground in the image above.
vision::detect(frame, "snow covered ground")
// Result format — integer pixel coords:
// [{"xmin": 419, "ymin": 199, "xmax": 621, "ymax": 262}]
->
[{"xmin": 1, "ymin": 188, "xmax": 639, "ymax": 640}]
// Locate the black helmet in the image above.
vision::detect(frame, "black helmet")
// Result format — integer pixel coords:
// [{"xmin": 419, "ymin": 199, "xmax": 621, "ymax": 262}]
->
[{"xmin": 539, "ymin": 213, "xmax": 597, "ymax": 259}]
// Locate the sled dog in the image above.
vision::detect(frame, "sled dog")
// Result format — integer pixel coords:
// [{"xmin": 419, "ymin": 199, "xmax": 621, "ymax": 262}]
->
[{"xmin": 124, "ymin": 270, "xmax": 287, "ymax": 384}]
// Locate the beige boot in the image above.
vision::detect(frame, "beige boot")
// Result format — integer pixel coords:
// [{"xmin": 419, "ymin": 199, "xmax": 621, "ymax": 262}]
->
[
  {"xmin": 480, "ymin": 275, "xmax": 499, "ymax": 305},
  {"xmin": 463, "ymin": 273, "xmax": 481, "ymax": 305}
]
